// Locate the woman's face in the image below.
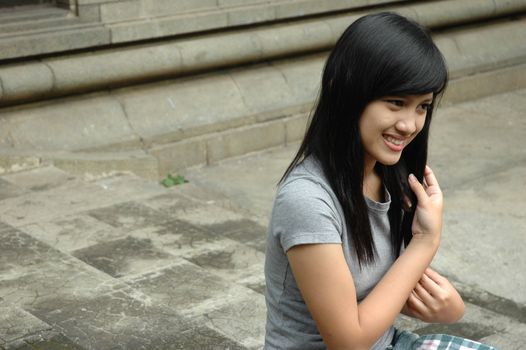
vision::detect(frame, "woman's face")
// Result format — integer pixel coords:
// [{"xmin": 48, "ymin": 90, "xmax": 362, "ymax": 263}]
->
[{"xmin": 359, "ymin": 93, "xmax": 433, "ymax": 168}]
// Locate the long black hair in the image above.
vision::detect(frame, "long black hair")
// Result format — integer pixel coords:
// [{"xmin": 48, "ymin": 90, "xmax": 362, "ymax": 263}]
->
[{"xmin": 281, "ymin": 12, "xmax": 448, "ymax": 267}]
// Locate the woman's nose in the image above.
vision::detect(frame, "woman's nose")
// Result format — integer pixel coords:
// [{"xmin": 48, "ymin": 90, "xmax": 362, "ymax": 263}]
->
[{"xmin": 395, "ymin": 112, "xmax": 418, "ymax": 135}]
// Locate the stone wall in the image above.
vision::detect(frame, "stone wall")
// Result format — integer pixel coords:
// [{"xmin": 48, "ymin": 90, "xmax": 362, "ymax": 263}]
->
[{"xmin": 0, "ymin": 0, "xmax": 405, "ymax": 61}]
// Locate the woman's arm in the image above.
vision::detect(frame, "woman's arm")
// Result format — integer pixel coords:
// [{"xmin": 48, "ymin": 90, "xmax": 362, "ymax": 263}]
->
[
  {"xmin": 401, "ymin": 267, "xmax": 465, "ymax": 323},
  {"xmin": 287, "ymin": 166, "xmax": 444, "ymax": 349}
]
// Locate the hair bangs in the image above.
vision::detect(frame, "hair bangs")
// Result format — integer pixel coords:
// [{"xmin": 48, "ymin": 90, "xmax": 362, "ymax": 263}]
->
[{"xmin": 386, "ymin": 48, "xmax": 448, "ymax": 98}]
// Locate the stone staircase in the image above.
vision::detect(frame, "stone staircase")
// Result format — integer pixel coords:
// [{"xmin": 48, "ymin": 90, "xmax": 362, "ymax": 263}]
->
[{"xmin": 0, "ymin": 0, "xmax": 525, "ymax": 181}]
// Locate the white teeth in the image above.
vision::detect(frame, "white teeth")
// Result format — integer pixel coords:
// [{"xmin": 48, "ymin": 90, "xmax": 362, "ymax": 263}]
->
[{"xmin": 385, "ymin": 136, "xmax": 403, "ymax": 145}]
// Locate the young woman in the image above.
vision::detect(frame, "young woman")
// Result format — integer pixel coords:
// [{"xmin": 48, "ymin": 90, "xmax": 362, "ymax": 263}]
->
[{"xmin": 264, "ymin": 12, "xmax": 498, "ymax": 350}]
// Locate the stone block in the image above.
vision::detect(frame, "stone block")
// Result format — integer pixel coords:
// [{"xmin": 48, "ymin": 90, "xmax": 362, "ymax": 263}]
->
[
  {"xmin": 285, "ymin": 113, "xmax": 309, "ymax": 144},
  {"xmin": 206, "ymin": 120, "xmax": 285, "ymax": 163},
  {"xmin": 76, "ymin": 3, "xmax": 101, "ymax": 21},
  {"xmin": 46, "ymin": 42, "xmax": 182, "ymax": 93},
  {"xmin": 185, "ymin": 241, "xmax": 264, "ymax": 286},
  {"xmin": 117, "ymin": 73, "xmax": 249, "ymax": 142},
  {"xmin": 142, "ymin": 191, "xmax": 201, "ymax": 215},
  {"xmin": 494, "ymin": 0, "xmax": 526, "ymax": 15},
  {"xmin": 444, "ymin": 63, "xmax": 526, "ymax": 103},
  {"xmin": 124, "ymin": 259, "xmax": 250, "ymax": 313},
  {"xmin": 0, "ymin": 303, "xmax": 56, "ymax": 349},
  {"xmin": 73, "ymin": 236, "xmax": 176, "ymax": 278},
  {"xmin": 176, "ymin": 32, "xmax": 262, "ymax": 71},
  {"xmin": 128, "ymin": 218, "xmax": 230, "ymax": 257},
  {"xmin": 0, "ymin": 62, "xmax": 54, "ymax": 104},
  {"xmin": 109, "ymin": 11, "xmax": 229, "ymax": 43},
  {"xmin": 411, "ymin": 0, "xmax": 494, "ymax": 27},
  {"xmin": 88, "ymin": 201, "xmax": 169, "ymax": 229},
  {"xmin": 273, "ymin": 53, "xmax": 324, "ymax": 103},
  {"xmin": 51, "ymin": 151, "xmax": 160, "ymax": 181},
  {"xmin": 192, "ymin": 293, "xmax": 266, "ymax": 349},
  {"xmin": 255, "ymin": 20, "xmax": 333, "ymax": 57},
  {"xmin": 227, "ymin": 5, "xmax": 276, "ymax": 26},
  {"xmin": 100, "ymin": 0, "xmax": 141, "ymax": 23},
  {"xmin": 230, "ymin": 64, "xmax": 294, "ymax": 114},
  {"xmin": 77, "ymin": 0, "xmax": 119, "ymax": 4},
  {"xmin": 141, "ymin": 0, "xmax": 217, "ymax": 16},
  {"xmin": 0, "ymin": 152, "xmax": 40, "ymax": 175},
  {"xmin": 0, "ymin": 223, "xmax": 114, "ymax": 307},
  {"xmin": 150, "ymin": 138, "xmax": 207, "ymax": 177},
  {"xmin": 21, "ymin": 213, "xmax": 125, "ymax": 252},
  {"xmin": 450, "ymin": 20, "xmax": 526, "ymax": 76},
  {"xmin": 0, "ymin": 94, "xmax": 139, "ymax": 152},
  {"xmin": 199, "ymin": 218, "xmax": 268, "ymax": 253},
  {"xmin": 31, "ymin": 284, "xmax": 245, "ymax": 350},
  {"xmin": 1, "ymin": 166, "xmax": 73, "ymax": 192},
  {"xmin": 0, "ymin": 25, "xmax": 110, "ymax": 61},
  {"xmin": 0, "ymin": 176, "xmax": 134, "ymax": 227},
  {"xmin": 0, "ymin": 178, "xmax": 28, "ymax": 200}
]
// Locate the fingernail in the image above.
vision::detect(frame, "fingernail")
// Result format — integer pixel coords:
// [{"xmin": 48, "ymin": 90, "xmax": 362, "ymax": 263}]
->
[{"xmin": 409, "ymin": 174, "xmax": 416, "ymax": 183}]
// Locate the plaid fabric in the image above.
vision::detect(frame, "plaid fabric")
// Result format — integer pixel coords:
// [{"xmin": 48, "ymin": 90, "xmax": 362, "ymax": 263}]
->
[
  {"xmin": 390, "ymin": 330, "xmax": 500, "ymax": 350},
  {"xmin": 414, "ymin": 334, "xmax": 499, "ymax": 350}
]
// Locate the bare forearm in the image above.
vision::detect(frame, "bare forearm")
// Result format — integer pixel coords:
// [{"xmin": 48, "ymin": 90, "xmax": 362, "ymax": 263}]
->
[{"xmin": 356, "ymin": 240, "xmax": 438, "ymax": 344}]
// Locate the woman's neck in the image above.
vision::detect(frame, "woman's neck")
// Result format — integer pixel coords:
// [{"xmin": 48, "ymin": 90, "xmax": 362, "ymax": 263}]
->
[{"xmin": 363, "ymin": 160, "xmax": 384, "ymax": 202}]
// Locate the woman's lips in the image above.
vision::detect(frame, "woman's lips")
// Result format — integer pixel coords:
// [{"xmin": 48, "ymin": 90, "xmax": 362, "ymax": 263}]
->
[{"xmin": 383, "ymin": 134, "xmax": 405, "ymax": 152}]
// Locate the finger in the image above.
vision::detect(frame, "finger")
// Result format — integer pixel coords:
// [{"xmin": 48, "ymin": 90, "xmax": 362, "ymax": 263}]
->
[
  {"xmin": 424, "ymin": 267, "xmax": 444, "ymax": 285},
  {"xmin": 407, "ymin": 291, "xmax": 427, "ymax": 314},
  {"xmin": 419, "ymin": 273, "xmax": 442, "ymax": 296},
  {"xmin": 408, "ymin": 173, "xmax": 428, "ymax": 203},
  {"xmin": 423, "ymin": 165, "xmax": 440, "ymax": 190},
  {"xmin": 414, "ymin": 281, "xmax": 435, "ymax": 305}
]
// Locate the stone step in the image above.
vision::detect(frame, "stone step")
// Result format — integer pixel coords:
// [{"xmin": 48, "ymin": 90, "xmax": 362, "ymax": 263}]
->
[
  {"xmin": 0, "ymin": 17, "xmax": 85, "ymax": 36},
  {"xmin": 0, "ymin": 4, "xmax": 68, "ymax": 23},
  {"xmin": 1, "ymin": 19, "xmax": 525, "ymax": 180},
  {"xmin": 1, "ymin": 0, "xmax": 526, "ymax": 104}
]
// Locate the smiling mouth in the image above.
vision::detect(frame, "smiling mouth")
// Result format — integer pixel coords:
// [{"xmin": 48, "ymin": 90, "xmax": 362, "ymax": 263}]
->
[
  {"xmin": 383, "ymin": 134, "xmax": 406, "ymax": 151},
  {"xmin": 383, "ymin": 135, "xmax": 405, "ymax": 145}
]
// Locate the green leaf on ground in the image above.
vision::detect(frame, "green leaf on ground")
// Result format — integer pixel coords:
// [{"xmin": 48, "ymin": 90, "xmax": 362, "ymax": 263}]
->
[{"xmin": 161, "ymin": 174, "xmax": 188, "ymax": 187}]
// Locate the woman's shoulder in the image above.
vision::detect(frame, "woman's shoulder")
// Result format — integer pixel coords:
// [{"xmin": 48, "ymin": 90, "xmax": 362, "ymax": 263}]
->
[{"xmin": 276, "ymin": 157, "xmax": 338, "ymax": 211}]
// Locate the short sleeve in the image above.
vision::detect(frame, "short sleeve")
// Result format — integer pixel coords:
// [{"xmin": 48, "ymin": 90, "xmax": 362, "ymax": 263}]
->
[{"xmin": 270, "ymin": 178, "xmax": 343, "ymax": 252}]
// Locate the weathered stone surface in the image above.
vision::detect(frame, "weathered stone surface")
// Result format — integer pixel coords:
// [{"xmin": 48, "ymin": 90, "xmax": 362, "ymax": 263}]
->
[
  {"xmin": 50, "ymin": 151, "xmax": 160, "ymax": 181},
  {"xmin": 124, "ymin": 259, "xmax": 249, "ymax": 313},
  {"xmin": 73, "ymin": 236, "xmax": 175, "ymax": 278},
  {"xmin": 186, "ymin": 241, "xmax": 265, "ymax": 286},
  {"xmin": 206, "ymin": 120, "xmax": 285, "ymax": 163},
  {"xmin": 0, "ymin": 302, "xmax": 57, "ymax": 350},
  {"xmin": 0, "ymin": 177, "xmax": 133, "ymax": 227},
  {"xmin": 0, "ymin": 94, "xmax": 139, "ymax": 152},
  {"xmin": 30, "ymin": 286, "xmax": 244, "ymax": 350},
  {"xmin": 127, "ymin": 218, "xmax": 228, "ymax": 257},
  {"xmin": 202, "ymin": 219, "xmax": 268, "ymax": 253},
  {"xmin": 150, "ymin": 137, "xmax": 208, "ymax": 176},
  {"xmin": 91, "ymin": 172, "xmax": 167, "ymax": 199},
  {"xmin": 20, "ymin": 214, "xmax": 122, "ymax": 253},
  {"xmin": 1, "ymin": 166, "xmax": 73, "ymax": 192},
  {"xmin": 87, "ymin": 201, "xmax": 170, "ymax": 230},
  {"xmin": 193, "ymin": 294, "xmax": 266, "ymax": 349},
  {"xmin": 0, "ymin": 178, "xmax": 27, "ymax": 200}
]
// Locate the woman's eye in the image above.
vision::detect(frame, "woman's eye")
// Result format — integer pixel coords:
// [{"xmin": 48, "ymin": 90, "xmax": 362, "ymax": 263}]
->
[
  {"xmin": 419, "ymin": 103, "xmax": 431, "ymax": 112},
  {"xmin": 387, "ymin": 100, "xmax": 404, "ymax": 107}
]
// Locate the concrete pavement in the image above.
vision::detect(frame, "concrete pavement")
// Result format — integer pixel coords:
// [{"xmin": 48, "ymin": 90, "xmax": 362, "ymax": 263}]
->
[{"xmin": 0, "ymin": 89, "xmax": 525, "ymax": 349}]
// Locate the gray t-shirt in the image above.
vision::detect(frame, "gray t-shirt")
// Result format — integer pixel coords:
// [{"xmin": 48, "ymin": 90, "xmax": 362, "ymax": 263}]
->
[{"xmin": 264, "ymin": 157, "xmax": 396, "ymax": 350}]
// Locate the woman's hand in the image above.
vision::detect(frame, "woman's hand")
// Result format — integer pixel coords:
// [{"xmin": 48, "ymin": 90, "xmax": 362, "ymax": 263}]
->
[
  {"xmin": 403, "ymin": 268, "xmax": 465, "ymax": 323},
  {"xmin": 408, "ymin": 165, "xmax": 443, "ymax": 245}
]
